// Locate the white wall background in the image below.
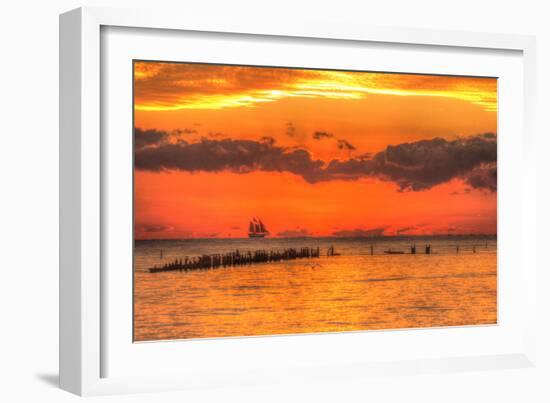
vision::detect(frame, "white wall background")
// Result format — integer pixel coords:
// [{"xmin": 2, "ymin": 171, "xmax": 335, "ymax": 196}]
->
[{"xmin": 0, "ymin": 0, "xmax": 548, "ymax": 401}]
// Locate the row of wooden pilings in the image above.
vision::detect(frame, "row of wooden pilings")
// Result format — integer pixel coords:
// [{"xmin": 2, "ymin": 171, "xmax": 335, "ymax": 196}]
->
[
  {"xmin": 375, "ymin": 243, "xmax": 487, "ymax": 255},
  {"xmin": 149, "ymin": 246, "xmax": 330, "ymax": 273}
]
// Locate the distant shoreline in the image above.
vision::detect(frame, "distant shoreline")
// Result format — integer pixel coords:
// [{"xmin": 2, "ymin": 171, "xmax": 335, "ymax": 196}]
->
[{"xmin": 136, "ymin": 234, "xmax": 498, "ymax": 242}]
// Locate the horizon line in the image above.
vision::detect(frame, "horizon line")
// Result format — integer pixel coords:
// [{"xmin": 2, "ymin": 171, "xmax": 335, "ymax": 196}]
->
[{"xmin": 135, "ymin": 233, "xmax": 498, "ymax": 241}]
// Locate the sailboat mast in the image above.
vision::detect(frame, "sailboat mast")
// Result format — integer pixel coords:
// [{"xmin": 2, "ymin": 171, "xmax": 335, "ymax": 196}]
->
[{"xmin": 248, "ymin": 217, "xmax": 268, "ymax": 238}]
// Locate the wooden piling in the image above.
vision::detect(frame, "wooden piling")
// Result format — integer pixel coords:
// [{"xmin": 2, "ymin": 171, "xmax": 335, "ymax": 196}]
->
[{"xmin": 149, "ymin": 246, "xmax": 329, "ymax": 273}]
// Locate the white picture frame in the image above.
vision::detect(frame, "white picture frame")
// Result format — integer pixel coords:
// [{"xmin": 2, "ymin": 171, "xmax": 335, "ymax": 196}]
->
[{"xmin": 60, "ymin": 6, "xmax": 537, "ymax": 396}]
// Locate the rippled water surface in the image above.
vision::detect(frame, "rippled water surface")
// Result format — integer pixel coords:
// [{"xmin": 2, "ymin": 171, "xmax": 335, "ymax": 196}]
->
[{"xmin": 134, "ymin": 237, "xmax": 496, "ymax": 341}]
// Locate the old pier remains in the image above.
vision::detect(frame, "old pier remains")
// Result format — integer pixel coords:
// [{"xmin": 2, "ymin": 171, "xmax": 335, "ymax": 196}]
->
[{"xmin": 149, "ymin": 246, "xmax": 327, "ymax": 273}]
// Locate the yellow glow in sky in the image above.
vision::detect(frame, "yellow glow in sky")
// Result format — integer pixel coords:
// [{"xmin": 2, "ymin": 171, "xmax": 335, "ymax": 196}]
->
[{"xmin": 134, "ymin": 62, "xmax": 497, "ymax": 112}]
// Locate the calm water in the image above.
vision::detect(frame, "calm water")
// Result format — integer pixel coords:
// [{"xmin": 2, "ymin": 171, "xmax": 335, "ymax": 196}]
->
[{"xmin": 134, "ymin": 237, "xmax": 497, "ymax": 341}]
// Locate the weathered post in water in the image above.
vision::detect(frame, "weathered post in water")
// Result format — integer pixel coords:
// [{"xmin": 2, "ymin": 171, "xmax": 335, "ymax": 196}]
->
[{"xmin": 149, "ymin": 245, "xmax": 337, "ymax": 273}]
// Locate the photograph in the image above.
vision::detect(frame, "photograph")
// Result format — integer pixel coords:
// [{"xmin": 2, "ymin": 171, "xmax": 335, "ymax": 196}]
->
[{"xmin": 133, "ymin": 61, "xmax": 497, "ymax": 342}]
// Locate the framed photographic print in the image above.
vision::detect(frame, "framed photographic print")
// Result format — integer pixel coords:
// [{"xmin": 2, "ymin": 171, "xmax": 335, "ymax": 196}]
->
[
  {"xmin": 60, "ymin": 6, "xmax": 537, "ymax": 396},
  {"xmin": 132, "ymin": 60, "xmax": 499, "ymax": 342}
]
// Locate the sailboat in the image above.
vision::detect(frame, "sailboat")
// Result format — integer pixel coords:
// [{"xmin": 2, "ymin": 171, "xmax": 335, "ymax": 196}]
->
[{"xmin": 248, "ymin": 217, "xmax": 269, "ymax": 238}]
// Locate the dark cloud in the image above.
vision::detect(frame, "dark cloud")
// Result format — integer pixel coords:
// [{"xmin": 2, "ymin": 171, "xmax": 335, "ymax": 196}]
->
[
  {"xmin": 375, "ymin": 134, "xmax": 496, "ymax": 192},
  {"xmin": 134, "ymin": 127, "xmax": 199, "ymax": 151},
  {"xmin": 312, "ymin": 131, "xmax": 334, "ymax": 140},
  {"xmin": 277, "ymin": 228, "xmax": 312, "ymax": 237},
  {"xmin": 337, "ymin": 139, "xmax": 356, "ymax": 151},
  {"xmin": 134, "ymin": 128, "xmax": 168, "ymax": 150},
  {"xmin": 396, "ymin": 226, "xmax": 416, "ymax": 234},
  {"xmin": 260, "ymin": 136, "xmax": 276, "ymax": 146},
  {"xmin": 463, "ymin": 162, "xmax": 497, "ymax": 192},
  {"xmin": 286, "ymin": 122, "xmax": 296, "ymax": 137},
  {"xmin": 138, "ymin": 224, "xmax": 173, "ymax": 233},
  {"xmin": 332, "ymin": 227, "xmax": 387, "ymax": 237},
  {"xmin": 135, "ymin": 129, "xmax": 497, "ymax": 192},
  {"xmin": 173, "ymin": 128, "xmax": 198, "ymax": 135},
  {"xmin": 326, "ymin": 133, "xmax": 496, "ymax": 191},
  {"xmin": 481, "ymin": 132, "xmax": 496, "ymax": 139},
  {"xmin": 135, "ymin": 135, "xmax": 325, "ymax": 182}
]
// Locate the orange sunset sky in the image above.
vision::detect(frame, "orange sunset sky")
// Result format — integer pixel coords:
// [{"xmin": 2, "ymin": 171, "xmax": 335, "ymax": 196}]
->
[{"xmin": 134, "ymin": 61, "xmax": 497, "ymax": 240}]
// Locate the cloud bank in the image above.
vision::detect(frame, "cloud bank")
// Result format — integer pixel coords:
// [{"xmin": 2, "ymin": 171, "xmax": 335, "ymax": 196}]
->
[
  {"xmin": 332, "ymin": 227, "xmax": 388, "ymax": 237},
  {"xmin": 325, "ymin": 133, "xmax": 497, "ymax": 191},
  {"xmin": 135, "ymin": 129, "xmax": 497, "ymax": 192},
  {"xmin": 396, "ymin": 226, "xmax": 416, "ymax": 234},
  {"xmin": 134, "ymin": 128, "xmax": 169, "ymax": 150},
  {"xmin": 137, "ymin": 224, "xmax": 174, "ymax": 233},
  {"xmin": 277, "ymin": 228, "xmax": 312, "ymax": 237}
]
